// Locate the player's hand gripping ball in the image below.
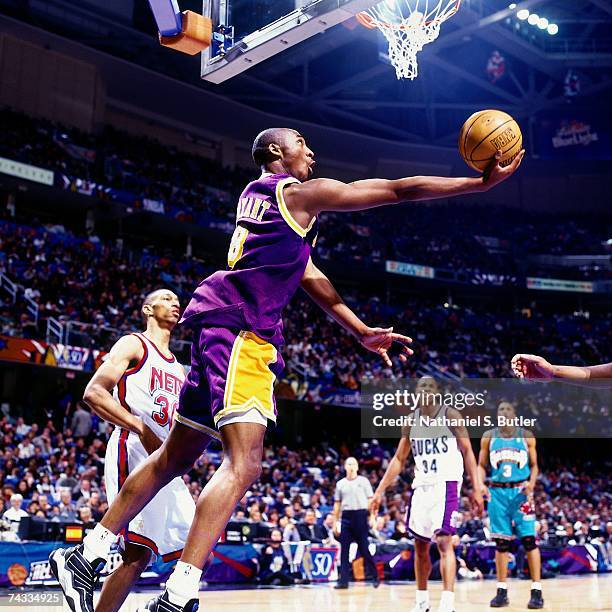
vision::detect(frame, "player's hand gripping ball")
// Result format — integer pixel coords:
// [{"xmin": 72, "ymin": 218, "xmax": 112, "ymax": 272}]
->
[{"xmin": 459, "ymin": 109, "xmax": 523, "ymax": 172}]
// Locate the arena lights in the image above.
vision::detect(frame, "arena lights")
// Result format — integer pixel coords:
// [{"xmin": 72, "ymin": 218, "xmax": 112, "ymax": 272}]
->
[{"xmin": 509, "ymin": 5, "xmax": 558, "ymax": 35}]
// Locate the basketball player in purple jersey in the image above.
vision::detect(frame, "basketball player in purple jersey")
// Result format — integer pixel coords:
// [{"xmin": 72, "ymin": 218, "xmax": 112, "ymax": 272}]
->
[
  {"xmin": 52, "ymin": 129, "xmax": 523, "ymax": 612},
  {"xmin": 511, "ymin": 354, "xmax": 612, "ymax": 387}
]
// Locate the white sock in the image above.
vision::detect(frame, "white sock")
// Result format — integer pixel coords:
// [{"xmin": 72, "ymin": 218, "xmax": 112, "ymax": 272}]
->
[
  {"xmin": 497, "ymin": 581, "xmax": 508, "ymax": 590},
  {"xmin": 531, "ymin": 581, "xmax": 542, "ymax": 591},
  {"xmin": 416, "ymin": 589, "xmax": 429, "ymax": 604},
  {"xmin": 82, "ymin": 524, "xmax": 116, "ymax": 562},
  {"xmin": 439, "ymin": 590, "xmax": 454, "ymax": 610},
  {"xmin": 166, "ymin": 561, "xmax": 202, "ymax": 606}
]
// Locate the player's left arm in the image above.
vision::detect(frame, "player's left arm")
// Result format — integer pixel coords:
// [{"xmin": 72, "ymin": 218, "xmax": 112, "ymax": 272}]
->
[
  {"xmin": 523, "ymin": 430, "xmax": 538, "ymax": 498},
  {"xmin": 300, "ymin": 257, "xmax": 413, "ymax": 366},
  {"xmin": 286, "ymin": 150, "xmax": 524, "ymax": 215},
  {"xmin": 448, "ymin": 408, "xmax": 484, "ymax": 516}
]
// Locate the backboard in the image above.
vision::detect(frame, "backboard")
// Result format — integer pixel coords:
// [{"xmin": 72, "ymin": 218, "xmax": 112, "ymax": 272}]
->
[{"xmin": 201, "ymin": 0, "xmax": 379, "ymax": 84}]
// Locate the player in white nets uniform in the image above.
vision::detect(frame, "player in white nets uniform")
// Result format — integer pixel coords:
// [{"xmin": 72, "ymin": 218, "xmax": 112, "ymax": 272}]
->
[
  {"xmin": 370, "ymin": 376, "xmax": 483, "ymax": 612},
  {"xmin": 51, "ymin": 289, "xmax": 195, "ymax": 612}
]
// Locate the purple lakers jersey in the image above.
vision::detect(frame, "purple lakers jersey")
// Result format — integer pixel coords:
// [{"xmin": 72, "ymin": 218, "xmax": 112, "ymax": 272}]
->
[{"xmin": 181, "ymin": 173, "xmax": 318, "ymax": 347}]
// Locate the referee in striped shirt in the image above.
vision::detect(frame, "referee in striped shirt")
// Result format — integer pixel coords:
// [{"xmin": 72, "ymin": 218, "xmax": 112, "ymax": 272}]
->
[{"xmin": 333, "ymin": 457, "xmax": 380, "ymax": 589}]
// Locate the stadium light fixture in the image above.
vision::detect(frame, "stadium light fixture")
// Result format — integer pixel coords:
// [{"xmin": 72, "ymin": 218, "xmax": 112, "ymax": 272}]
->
[
  {"xmin": 517, "ymin": 9, "xmax": 529, "ymax": 20},
  {"xmin": 547, "ymin": 23, "xmax": 558, "ymax": 35},
  {"xmin": 537, "ymin": 17, "xmax": 548, "ymax": 29},
  {"xmin": 527, "ymin": 13, "xmax": 539, "ymax": 25},
  {"xmin": 508, "ymin": 3, "xmax": 517, "ymax": 9}
]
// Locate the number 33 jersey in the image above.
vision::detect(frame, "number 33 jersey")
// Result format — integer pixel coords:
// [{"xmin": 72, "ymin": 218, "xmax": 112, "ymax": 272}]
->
[
  {"xmin": 112, "ymin": 333, "xmax": 186, "ymax": 443},
  {"xmin": 409, "ymin": 406, "xmax": 464, "ymax": 488}
]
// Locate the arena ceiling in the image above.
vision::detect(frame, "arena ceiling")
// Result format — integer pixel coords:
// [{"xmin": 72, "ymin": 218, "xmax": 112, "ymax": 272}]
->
[{"xmin": 2, "ymin": 0, "xmax": 612, "ymax": 143}]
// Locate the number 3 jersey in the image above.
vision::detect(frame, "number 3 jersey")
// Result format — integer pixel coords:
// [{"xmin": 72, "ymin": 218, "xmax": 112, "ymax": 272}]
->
[
  {"xmin": 112, "ymin": 333, "xmax": 186, "ymax": 444},
  {"xmin": 179, "ymin": 173, "xmax": 318, "ymax": 349},
  {"xmin": 409, "ymin": 406, "xmax": 464, "ymax": 487},
  {"xmin": 489, "ymin": 429, "xmax": 530, "ymax": 483}
]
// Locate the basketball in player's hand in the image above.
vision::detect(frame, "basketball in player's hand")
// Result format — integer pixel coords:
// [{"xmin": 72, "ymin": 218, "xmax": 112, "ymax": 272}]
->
[{"xmin": 458, "ymin": 110, "xmax": 523, "ymax": 172}]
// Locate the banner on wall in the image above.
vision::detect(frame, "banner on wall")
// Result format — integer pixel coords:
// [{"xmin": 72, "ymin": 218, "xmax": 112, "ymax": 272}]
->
[
  {"xmin": 537, "ymin": 113, "xmax": 610, "ymax": 160},
  {"xmin": 526, "ymin": 277, "xmax": 594, "ymax": 293},
  {"xmin": 0, "ymin": 157, "xmax": 54, "ymax": 186},
  {"xmin": 386, "ymin": 260, "xmax": 435, "ymax": 279},
  {"xmin": 0, "ymin": 540, "xmax": 604, "ymax": 588},
  {"xmin": 0, "ymin": 542, "xmax": 258, "ymax": 588},
  {"xmin": 0, "ymin": 336, "xmax": 106, "ymax": 371}
]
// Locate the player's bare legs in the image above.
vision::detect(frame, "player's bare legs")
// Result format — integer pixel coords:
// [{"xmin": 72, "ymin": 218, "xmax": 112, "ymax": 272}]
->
[
  {"xmin": 412, "ymin": 539, "xmax": 432, "ymax": 611},
  {"xmin": 526, "ymin": 548, "xmax": 541, "ymax": 582},
  {"xmin": 179, "ymin": 421, "xmax": 266, "ymax": 567},
  {"xmin": 495, "ymin": 549, "xmax": 509, "ymax": 583},
  {"xmin": 436, "ymin": 534, "xmax": 456, "ymax": 593},
  {"xmin": 414, "ymin": 540, "xmax": 432, "ymax": 590},
  {"xmin": 96, "ymin": 544, "xmax": 152, "ymax": 612},
  {"xmin": 99, "ymin": 422, "xmax": 211, "ymax": 535}
]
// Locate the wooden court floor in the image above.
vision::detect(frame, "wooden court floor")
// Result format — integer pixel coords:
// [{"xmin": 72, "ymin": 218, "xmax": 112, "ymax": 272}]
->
[{"xmin": 108, "ymin": 574, "xmax": 609, "ymax": 612}]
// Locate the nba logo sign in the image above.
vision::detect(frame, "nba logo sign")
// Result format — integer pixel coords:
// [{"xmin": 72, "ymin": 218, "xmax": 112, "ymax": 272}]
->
[{"xmin": 309, "ymin": 548, "xmax": 338, "ymax": 582}]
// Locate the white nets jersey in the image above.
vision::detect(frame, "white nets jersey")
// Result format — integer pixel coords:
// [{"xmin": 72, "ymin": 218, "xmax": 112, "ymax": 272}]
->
[
  {"xmin": 409, "ymin": 406, "xmax": 464, "ymax": 487},
  {"xmin": 106, "ymin": 332, "xmax": 193, "ymax": 560},
  {"xmin": 112, "ymin": 332, "xmax": 186, "ymax": 442}
]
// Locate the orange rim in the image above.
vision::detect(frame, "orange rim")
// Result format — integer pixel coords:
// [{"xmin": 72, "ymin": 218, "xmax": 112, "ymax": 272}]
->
[{"xmin": 356, "ymin": 0, "xmax": 461, "ymax": 31}]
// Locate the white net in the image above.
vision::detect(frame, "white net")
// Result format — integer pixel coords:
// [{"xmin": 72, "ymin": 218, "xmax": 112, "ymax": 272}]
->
[{"xmin": 359, "ymin": 0, "xmax": 460, "ymax": 80}]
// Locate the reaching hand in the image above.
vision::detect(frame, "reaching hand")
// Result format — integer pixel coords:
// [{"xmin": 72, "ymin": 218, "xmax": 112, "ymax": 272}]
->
[
  {"xmin": 511, "ymin": 354, "xmax": 555, "ymax": 381},
  {"xmin": 359, "ymin": 327, "xmax": 413, "ymax": 367},
  {"xmin": 481, "ymin": 483, "xmax": 490, "ymax": 501},
  {"xmin": 369, "ymin": 491, "xmax": 383, "ymax": 515},
  {"xmin": 471, "ymin": 490, "xmax": 485, "ymax": 517},
  {"xmin": 482, "ymin": 149, "xmax": 525, "ymax": 189}
]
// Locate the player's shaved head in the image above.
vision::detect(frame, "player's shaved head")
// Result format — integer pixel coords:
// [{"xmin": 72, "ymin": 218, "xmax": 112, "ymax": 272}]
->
[
  {"xmin": 252, "ymin": 128, "xmax": 298, "ymax": 166},
  {"xmin": 142, "ymin": 288, "xmax": 174, "ymax": 308}
]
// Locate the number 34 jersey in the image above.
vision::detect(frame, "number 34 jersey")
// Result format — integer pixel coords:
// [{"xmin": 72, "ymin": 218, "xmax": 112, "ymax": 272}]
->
[
  {"xmin": 409, "ymin": 406, "xmax": 464, "ymax": 488},
  {"xmin": 112, "ymin": 333, "xmax": 186, "ymax": 443}
]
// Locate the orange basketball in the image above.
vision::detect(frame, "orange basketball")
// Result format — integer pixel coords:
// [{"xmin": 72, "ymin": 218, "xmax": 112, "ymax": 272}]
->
[{"xmin": 458, "ymin": 110, "xmax": 523, "ymax": 172}]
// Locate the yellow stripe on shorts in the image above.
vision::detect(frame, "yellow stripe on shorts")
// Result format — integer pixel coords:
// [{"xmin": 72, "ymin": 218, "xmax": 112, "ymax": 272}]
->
[{"xmin": 215, "ymin": 331, "xmax": 278, "ymax": 424}]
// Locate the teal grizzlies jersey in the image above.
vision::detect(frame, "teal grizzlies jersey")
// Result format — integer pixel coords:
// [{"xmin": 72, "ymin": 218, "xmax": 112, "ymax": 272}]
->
[{"xmin": 489, "ymin": 429, "xmax": 530, "ymax": 483}]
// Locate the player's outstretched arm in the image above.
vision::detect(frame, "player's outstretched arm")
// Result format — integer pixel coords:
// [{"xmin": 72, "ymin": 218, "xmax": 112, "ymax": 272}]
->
[
  {"xmin": 477, "ymin": 431, "xmax": 492, "ymax": 500},
  {"xmin": 449, "ymin": 408, "xmax": 484, "ymax": 516},
  {"xmin": 83, "ymin": 335, "xmax": 162, "ymax": 453},
  {"xmin": 370, "ymin": 436, "xmax": 411, "ymax": 514},
  {"xmin": 511, "ymin": 354, "xmax": 612, "ymax": 388},
  {"xmin": 523, "ymin": 431, "xmax": 538, "ymax": 498},
  {"xmin": 300, "ymin": 257, "xmax": 413, "ymax": 366},
  {"xmin": 286, "ymin": 149, "xmax": 524, "ymax": 215}
]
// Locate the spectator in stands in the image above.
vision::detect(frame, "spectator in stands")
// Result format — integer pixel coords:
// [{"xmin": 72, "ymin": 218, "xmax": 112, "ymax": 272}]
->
[
  {"xmin": 70, "ymin": 404, "xmax": 92, "ymax": 438},
  {"xmin": 37, "ymin": 494, "xmax": 52, "ymax": 518},
  {"xmin": 322, "ymin": 512, "xmax": 337, "ymax": 542},
  {"xmin": 15, "ymin": 417, "xmax": 30, "ymax": 438},
  {"xmin": 17, "ymin": 433, "xmax": 35, "ymax": 460},
  {"xmin": 78, "ymin": 506, "xmax": 94, "ymax": 526},
  {"xmin": 390, "ymin": 519, "xmax": 409, "ymax": 542},
  {"xmin": 56, "ymin": 466, "xmax": 78, "ymax": 491},
  {"xmin": 259, "ymin": 528, "xmax": 295, "ymax": 586},
  {"xmin": 282, "ymin": 515, "xmax": 300, "ymax": 543},
  {"xmin": 2, "ymin": 493, "xmax": 28, "ymax": 532},
  {"xmin": 74, "ymin": 479, "xmax": 93, "ymax": 508},
  {"xmin": 297, "ymin": 508, "xmax": 327, "ymax": 543},
  {"xmin": 56, "ymin": 489, "xmax": 77, "ymax": 522}
]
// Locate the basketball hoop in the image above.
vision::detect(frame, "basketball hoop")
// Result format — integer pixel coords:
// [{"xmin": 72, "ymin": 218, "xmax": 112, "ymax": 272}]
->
[{"xmin": 357, "ymin": 0, "xmax": 461, "ymax": 80}]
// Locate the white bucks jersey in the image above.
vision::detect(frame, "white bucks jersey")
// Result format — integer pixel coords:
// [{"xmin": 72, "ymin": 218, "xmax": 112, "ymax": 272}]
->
[
  {"xmin": 112, "ymin": 333, "xmax": 186, "ymax": 441},
  {"xmin": 410, "ymin": 407, "xmax": 464, "ymax": 487}
]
